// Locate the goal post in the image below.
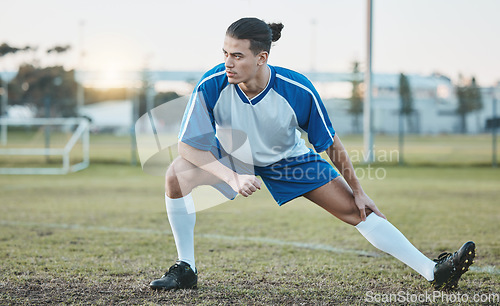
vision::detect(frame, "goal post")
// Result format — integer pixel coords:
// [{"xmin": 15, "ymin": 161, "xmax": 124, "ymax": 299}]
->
[{"xmin": 0, "ymin": 117, "xmax": 90, "ymax": 174}]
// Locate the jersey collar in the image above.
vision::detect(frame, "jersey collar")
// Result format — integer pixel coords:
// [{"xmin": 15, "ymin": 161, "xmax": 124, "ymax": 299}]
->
[{"xmin": 235, "ymin": 65, "xmax": 275, "ymax": 105}]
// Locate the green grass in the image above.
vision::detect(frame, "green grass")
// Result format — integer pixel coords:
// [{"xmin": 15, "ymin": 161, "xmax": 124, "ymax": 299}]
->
[
  {"xmin": 0, "ymin": 133, "xmax": 499, "ymax": 304},
  {"xmin": 340, "ymin": 134, "xmax": 499, "ymax": 166},
  {"xmin": 1, "ymin": 131, "xmax": 499, "ymax": 167}
]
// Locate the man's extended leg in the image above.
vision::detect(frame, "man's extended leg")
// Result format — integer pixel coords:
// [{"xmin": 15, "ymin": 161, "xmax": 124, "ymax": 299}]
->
[
  {"xmin": 304, "ymin": 177, "xmax": 435, "ymax": 281},
  {"xmin": 305, "ymin": 177, "xmax": 475, "ymax": 289}
]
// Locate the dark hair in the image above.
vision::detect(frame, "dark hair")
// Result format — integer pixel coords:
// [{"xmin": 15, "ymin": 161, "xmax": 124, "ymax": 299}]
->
[{"xmin": 226, "ymin": 17, "xmax": 284, "ymax": 55}]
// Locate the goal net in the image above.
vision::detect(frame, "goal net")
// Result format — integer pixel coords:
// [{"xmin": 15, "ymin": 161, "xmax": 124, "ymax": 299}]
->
[{"xmin": 0, "ymin": 117, "xmax": 89, "ymax": 174}]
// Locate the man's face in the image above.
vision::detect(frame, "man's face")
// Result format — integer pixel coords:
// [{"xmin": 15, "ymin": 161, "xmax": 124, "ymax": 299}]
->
[{"xmin": 223, "ymin": 35, "xmax": 265, "ymax": 84}]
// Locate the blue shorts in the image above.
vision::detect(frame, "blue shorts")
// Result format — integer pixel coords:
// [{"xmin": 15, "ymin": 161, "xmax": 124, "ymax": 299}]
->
[
  {"xmin": 255, "ymin": 149, "xmax": 340, "ymax": 205},
  {"xmin": 210, "ymin": 147, "xmax": 340, "ymax": 206}
]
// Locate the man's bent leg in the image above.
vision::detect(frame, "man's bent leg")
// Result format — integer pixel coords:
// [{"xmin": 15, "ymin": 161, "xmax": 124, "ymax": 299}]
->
[
  {"xmin": 304, "ymin": 178, "xmax": 436, "ymax": 281},
  {"xmin": 165, "ymin": 193, "xmax": 196, "ymax": 272},
  {"xmin": 151, "ymin": 157, "xmax": 223, "ymax": 290}
]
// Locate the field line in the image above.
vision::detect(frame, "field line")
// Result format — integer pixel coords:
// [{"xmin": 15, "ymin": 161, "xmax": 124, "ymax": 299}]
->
[
  {"xmin": 200, "ymin": 233, "xmax": 380, "ymax": 257},
  {"xmin": 1, "ymin": 220, "xmax": 498, "ymax": 275},
  {"xmin": 0, "ymin": 220, "xmax": 379, "ymax": 257}
]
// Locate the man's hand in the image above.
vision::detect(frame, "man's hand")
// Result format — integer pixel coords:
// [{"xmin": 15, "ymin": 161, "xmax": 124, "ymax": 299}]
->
[
  {"xmin": 228, "ymin": 174, "xmax": 261, "ymax": 197},
  {"xmin": 354, "ymin": 192, "xmax": 386, "ymax": 221}
]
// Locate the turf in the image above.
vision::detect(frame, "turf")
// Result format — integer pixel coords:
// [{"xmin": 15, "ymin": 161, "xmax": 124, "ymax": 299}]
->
[{"xmin": 0, "ymin": 134, "xmax": 499, "ymax": 304}]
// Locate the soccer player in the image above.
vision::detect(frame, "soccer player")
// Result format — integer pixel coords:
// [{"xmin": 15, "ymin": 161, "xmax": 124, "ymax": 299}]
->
[{"xmin": 149, "ymin": 17, "xmax": 475, "ymax": 291}]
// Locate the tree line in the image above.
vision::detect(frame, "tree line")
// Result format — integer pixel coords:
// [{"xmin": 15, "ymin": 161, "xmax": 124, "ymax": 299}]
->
[
  {"xmin": 0, "ymin": 42, "xmax": 180, "ymax": 119},
  {"xmin": 348, "ymin": 61, "xmax": 483, "ymax": 135}
]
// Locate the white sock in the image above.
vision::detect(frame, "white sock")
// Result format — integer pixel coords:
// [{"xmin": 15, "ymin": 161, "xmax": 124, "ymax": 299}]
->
[
  {"xmin": 165, "ymin": 193, "xmax": 196, "ymax": 273},
  {"xmin": 355, "ymin": 213, "xmax": 436, "ymax": 281}
]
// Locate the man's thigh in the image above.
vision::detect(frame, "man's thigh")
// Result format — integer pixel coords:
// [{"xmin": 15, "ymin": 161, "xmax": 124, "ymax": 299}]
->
[
  {"xmin": 303, "ymin": 177, "xmax": 367, "ymax": 226},
  {"xmin": 167, "ymin": 156, "xmax": 226, "ymax": 196}
]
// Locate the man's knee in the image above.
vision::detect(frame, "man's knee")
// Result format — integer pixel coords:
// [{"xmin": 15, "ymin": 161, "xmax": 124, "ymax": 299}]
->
[{"xmin": 165, "ymin": 158, "xmax": 186, "ymax": 198}]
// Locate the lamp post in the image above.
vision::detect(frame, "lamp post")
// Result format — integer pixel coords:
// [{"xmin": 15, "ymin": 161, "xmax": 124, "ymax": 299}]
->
[
  {"xmin": 493, "ymin": 90, "xmax": 498, "ymax": 168},
  {"xmin": 77, "ymin": 20, "xmax": 85, "ymax": 115},
  {"xmin": 363, "ymin": 0, "xmax": 374, "ymax": 163}
]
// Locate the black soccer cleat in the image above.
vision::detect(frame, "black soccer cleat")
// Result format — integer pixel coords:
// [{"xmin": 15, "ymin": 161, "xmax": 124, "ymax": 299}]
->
[
  {"xmin": 431, "ymin": 241, "xmax": 475, "ymax": 290},
  {"xmin": 150, "ymin": 261, "xmax": 198, "ymax": 291}
]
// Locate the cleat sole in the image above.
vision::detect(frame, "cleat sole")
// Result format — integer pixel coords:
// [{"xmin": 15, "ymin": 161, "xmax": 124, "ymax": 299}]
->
[
  {"xmin": 445, "ymin": 242, "xmax": 475, "ymax": 290},
  {"xmin": 431, "ymin": 241, "xmax": 476, "ymax": 291}
]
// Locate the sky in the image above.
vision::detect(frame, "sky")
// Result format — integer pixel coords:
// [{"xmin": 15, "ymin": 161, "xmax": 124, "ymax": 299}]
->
[{"xmin": 1, "ymin": 0, "xmax": 500, "ymax": 87}]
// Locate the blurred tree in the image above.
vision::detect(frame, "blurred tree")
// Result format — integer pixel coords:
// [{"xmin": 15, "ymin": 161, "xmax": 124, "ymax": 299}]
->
[
  {"xmin": 399, "ymin": 74, "xmax": 414, "ymax": 117},
  {"xmin": 398, "ymin": 73, "xmax": 414, "ymax": 165},
  {"xmin": 469, "ymin": 77, "xmax": 483, "ymax": 132},
  {"xmin": 154, "ymin": 91, "xmax": 180, "ymax": 107},
  {"xmin": 456, "ymin": 74, "xmax": 467, "ymax": 133},
  {"xmin": 0, "ymin": 43, "xmax": 34, "ymax": 116},
  {"xmin": 8, "ymin": 64, "xmax": 78, "ymax": 117},
  {"xmin": 348, "ymin": 61, "xmax": 363, "ymax": 134},
  {"xmin": 137, "ymin": 69, "xmax": 154, "ymax": 118},
  {"xmin": 0, "ymin": 43, "xmax": 33, "ymax": 56},
  {"xmin": 46, "ymin": 45, "xmax": 71, "ymax": 54},
  {"xmin": 0, "ymin": 77, "xmax": 3, "ymax": 114},
  {"xmin": 456, "ymin": 75, "xmax": 483, "ymax": 133},
  {"xmin": 46, "ymin": 45, "xmax": 71, "ymax": 68},
  {"xmin": 135, "ymin": 70, "xmax": 181, "ymax": 118}
]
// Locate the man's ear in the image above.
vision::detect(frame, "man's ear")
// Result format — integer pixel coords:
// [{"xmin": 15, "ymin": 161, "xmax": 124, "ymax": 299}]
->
[{"xmin": 257, "ymin": 51, "xmax": 269, "ymax": 66}]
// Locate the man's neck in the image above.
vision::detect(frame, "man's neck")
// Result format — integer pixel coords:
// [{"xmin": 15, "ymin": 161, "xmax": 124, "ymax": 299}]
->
[{"xmin": 238, "ymin": 65, "xmax": 270, "ymax": 99}]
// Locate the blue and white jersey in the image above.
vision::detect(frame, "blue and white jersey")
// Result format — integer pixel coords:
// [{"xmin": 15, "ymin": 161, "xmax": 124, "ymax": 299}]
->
[{"xmin": 179, "ymin": 63, "xmax": 335, "ymax": 167}]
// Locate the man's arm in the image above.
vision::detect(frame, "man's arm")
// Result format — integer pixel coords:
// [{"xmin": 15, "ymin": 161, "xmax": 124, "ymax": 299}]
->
[
  {"xmin": 178, "ymin": 141, "xmax": 261, "ymax": 197},
  {"xmin": 325, "ymin": 134, "xmax": 386, "ymax": 221}
]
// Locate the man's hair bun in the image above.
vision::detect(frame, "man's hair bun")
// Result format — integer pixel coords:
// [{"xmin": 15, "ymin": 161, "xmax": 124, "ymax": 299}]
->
[{"xmin": 268, "ymin": 23, "xmax": 284, "ymax": 42}]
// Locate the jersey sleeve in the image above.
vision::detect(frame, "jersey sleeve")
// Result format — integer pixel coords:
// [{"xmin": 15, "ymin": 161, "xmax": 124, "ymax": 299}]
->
[
  {"xmin": 283, "ymin": 73, "xmax": 335, "ymax": 153},
  {"xmin": 301, "ymin": 85, "xmax": 336, "ymax": 152},
  {"xmin": 178, "ymin": 87, "xmax": 217, "ymax": 151},
  {"xmin": 178, "ymin": 64, "xmax": 226, "ymax": 151}
]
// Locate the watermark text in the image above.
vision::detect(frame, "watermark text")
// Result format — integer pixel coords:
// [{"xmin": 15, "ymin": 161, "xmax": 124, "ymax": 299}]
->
[{"xmin": 365, "ymin": 290, "xmax": 499, "ymax": 304}]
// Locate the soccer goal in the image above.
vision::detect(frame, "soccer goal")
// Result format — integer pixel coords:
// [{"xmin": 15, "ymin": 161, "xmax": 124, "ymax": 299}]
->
[{"xmin": 0, "ymin": 117, "xmax": 89, "ymax": 174}]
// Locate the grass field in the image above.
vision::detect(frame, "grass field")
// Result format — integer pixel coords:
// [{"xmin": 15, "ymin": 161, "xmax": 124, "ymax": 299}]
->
[{"xmin": 0, "ymin": 133, "xmax": 499, "ymax": 304}]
